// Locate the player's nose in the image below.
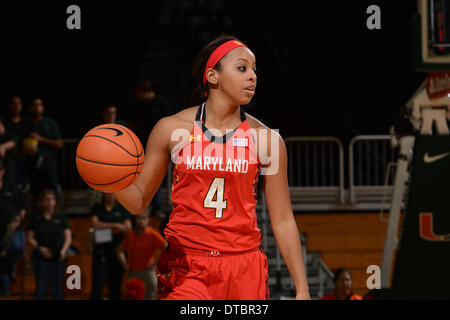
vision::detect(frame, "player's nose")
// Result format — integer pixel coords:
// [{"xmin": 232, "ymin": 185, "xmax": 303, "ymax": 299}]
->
[{"xmin": 248, "ymin": 70, "xmax": 257, "ymax": 83}]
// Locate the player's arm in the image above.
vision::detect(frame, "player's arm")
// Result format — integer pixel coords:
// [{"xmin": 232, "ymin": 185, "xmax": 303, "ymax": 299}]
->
[
  {"xmin": 262, "ymin": 131, "xmax": 310, "ymax": 300},
  {"xmin": 115, "ymin": 117, "xmax": 171, "ymax": 215}
]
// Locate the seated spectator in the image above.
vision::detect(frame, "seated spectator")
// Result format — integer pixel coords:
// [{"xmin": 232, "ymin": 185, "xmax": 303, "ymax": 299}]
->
[
  {"xmin": 0, "ymin": 158, "xmax": 26, "ymax": 296},
  {"xmin": 322, "ymin": 268, "xmax": 362, "ymax": 300},
  {"xmin": 27, "ymin": 189, "xmax": 71, "ymax": 300},
  {"xmin": 90, "ymin": 193, "xmax": 132, "ymax": 300},
  {"xmin": 117, "ymin": 209, "xmax": 167, "ymax": 300},
  {"xmin": 26, "ymin": 97, "xmax": 64, "ymax": 208}
]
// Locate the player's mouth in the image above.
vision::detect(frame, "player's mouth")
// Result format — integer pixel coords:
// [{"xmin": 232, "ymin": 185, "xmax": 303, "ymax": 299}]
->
[{"xmin": 244, "ymin": 86, "xmax": 255, "ymax": 95}]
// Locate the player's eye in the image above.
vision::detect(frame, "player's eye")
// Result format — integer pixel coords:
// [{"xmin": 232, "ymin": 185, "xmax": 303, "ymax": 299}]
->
[{"xmin": 237, "ymin": 66, "xmax": 246, "ymax": 72}]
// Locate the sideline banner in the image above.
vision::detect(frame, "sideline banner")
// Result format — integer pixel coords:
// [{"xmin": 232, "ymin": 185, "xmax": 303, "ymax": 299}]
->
[{"xmin": 392, "ymin": 134, "xmax": 450, "ymax": 288}]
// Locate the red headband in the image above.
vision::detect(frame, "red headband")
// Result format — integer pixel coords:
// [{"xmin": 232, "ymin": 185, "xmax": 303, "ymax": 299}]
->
[{"xmin": 202, "ymin": 40, "xmax": 248, "ymax": 85}]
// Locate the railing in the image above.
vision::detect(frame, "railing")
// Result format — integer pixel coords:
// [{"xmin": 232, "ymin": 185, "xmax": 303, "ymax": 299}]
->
[
  {"xmin": 285, "ymin": 137, "xmax": 345, "ymax": 210},
  {"xmin": 348, "ymin": 135, "xmax": 398, "ymax": 209},
  {"xmin": 286, "ymin": 135, "xmax": 398, "ymax": 211},
  {"xmin": 317, "ymin": 259, "xmax": 335, "ymax": 298}
]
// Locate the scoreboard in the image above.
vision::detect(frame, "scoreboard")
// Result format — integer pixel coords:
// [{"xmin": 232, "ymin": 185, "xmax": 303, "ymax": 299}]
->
[{"xmin": 414, "ymin": 0, "xmax": 450, "ymax": 71}]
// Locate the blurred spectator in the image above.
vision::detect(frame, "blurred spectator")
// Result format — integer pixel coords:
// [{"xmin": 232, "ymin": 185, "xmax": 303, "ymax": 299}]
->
[
  {"xmin": 100, "ymin": 103, "xmax": 128, "ymax": 126},
  {"xmin": 0, "ymin": 116, "xmax": 20, "ymax": 190},
  {"xmin": 3, "ymin": 96, "xmax": 27, "ymax": 135},
  {"xmin": 27, "ymin": 189, "xmax": 71, "ymax": 300},
  {"xmin": 117, "ymin": 209, "xmax": 167, "ymax": 300},
  {"xmin": 321, "ymin": 268, "xmax": 362, "ymax": 300},
  {"xmin": 127, "ymin": 78, "xmax": 171, "ymax": 219},
  {"xmin": 0, "ymin": 115, "xmax": 18, "ymax": 161},
  {"xmin": 26, "ymin": 97, "xmax": 63, "ymax": 208},
  {"xmin": 3, "ymin": 96, "xmax": 32, "ymax": 192},
  {"xmin": 90, "ymin": 193, "xmax": 132, "ymax": 300},
  {"xmin": 0, "ymin": 158, "xmax": 26, "ymax": 296},
  {"xmin": 126, "ymin": 77, "xmax": 172, "ymax": 144}
]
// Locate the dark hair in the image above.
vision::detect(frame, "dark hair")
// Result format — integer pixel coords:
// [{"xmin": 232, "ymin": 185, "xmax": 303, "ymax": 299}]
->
[
  {"xmin": 333, "ymin": 268, "xmax": 352, "ymax": 282},
  {"xmin": 190, "ymin": 34, "xmax": 246, "ymax": 106}
]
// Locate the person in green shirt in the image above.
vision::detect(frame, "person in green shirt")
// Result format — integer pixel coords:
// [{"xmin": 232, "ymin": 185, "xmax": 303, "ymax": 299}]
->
[
  {"xmin": 89, "ymin": 193, "xmax": 132, "ymax": 300},
  {"xmin": 26, "ymin": 97, "xmax": 63, "ymax": 207},
  {"xmin": 27, "ymin": 189, "xmax": 71, "ymax": 300}
]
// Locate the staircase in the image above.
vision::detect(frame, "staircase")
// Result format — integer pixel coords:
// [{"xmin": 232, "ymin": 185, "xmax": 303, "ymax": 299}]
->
[{"xmin": 256, "ymin": 190, "xmax": 335, "ymax": 300}]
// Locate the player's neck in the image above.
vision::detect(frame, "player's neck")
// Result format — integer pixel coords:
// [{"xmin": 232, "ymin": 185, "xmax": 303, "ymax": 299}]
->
[{"xmin": 204, "ymin": 95, "xmax": 240, "ymax": 130}]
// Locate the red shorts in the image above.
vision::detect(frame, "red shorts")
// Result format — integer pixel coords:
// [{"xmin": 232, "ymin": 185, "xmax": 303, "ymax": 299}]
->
[{"xmin": 156, "ymin": 245, "xmax": 269, "ymax": 300}]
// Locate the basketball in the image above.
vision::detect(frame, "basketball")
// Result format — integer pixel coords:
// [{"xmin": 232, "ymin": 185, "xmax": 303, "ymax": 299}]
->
[{"xmin": 75, "ymin": 123, "xmax": 145, "ymax": 193}]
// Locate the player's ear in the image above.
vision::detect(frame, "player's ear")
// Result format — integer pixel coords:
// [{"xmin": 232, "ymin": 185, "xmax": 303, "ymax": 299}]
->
[{"xmin": 205, "ymin": 68, "xmax": 219, "ymax": 85}]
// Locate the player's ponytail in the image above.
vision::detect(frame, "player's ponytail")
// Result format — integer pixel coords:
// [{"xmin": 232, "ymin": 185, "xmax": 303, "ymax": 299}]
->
[{"xmin": 190, "ymin": 34, "xmax": 246, "ymax": 106}]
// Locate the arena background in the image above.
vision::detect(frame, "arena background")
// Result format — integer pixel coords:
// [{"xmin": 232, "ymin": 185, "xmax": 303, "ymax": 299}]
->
[
  {"xmin": 0, "ymin": 0, "xmax": 425, "ymax": 142},
  {"xmin": 0, "ymin": 0, "xmax": 441, "ymax": 302}
]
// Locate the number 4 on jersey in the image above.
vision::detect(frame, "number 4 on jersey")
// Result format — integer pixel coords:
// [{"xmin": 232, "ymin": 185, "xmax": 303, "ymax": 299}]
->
[{"xmin": 203, "ymin": 177, "xmax": 227, "ymax": 218}]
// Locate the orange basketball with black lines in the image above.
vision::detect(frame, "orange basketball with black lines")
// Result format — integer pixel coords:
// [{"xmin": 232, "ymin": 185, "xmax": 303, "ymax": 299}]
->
[{"xmin": 76, "ymin": 124, "xmax": 144, "ymax": 193}]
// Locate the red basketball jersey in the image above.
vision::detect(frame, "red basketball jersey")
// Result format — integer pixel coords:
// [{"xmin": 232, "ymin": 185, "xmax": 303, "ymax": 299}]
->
[{"xmin": 165, "ymin": 104, "xmax": 262, "ymax": 253}]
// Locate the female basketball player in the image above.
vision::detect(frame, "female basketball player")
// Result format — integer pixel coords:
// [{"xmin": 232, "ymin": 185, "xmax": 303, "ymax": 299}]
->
[{"xmin": 115, "ymin": 35, "xmax": 310, "ymax": 300}]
